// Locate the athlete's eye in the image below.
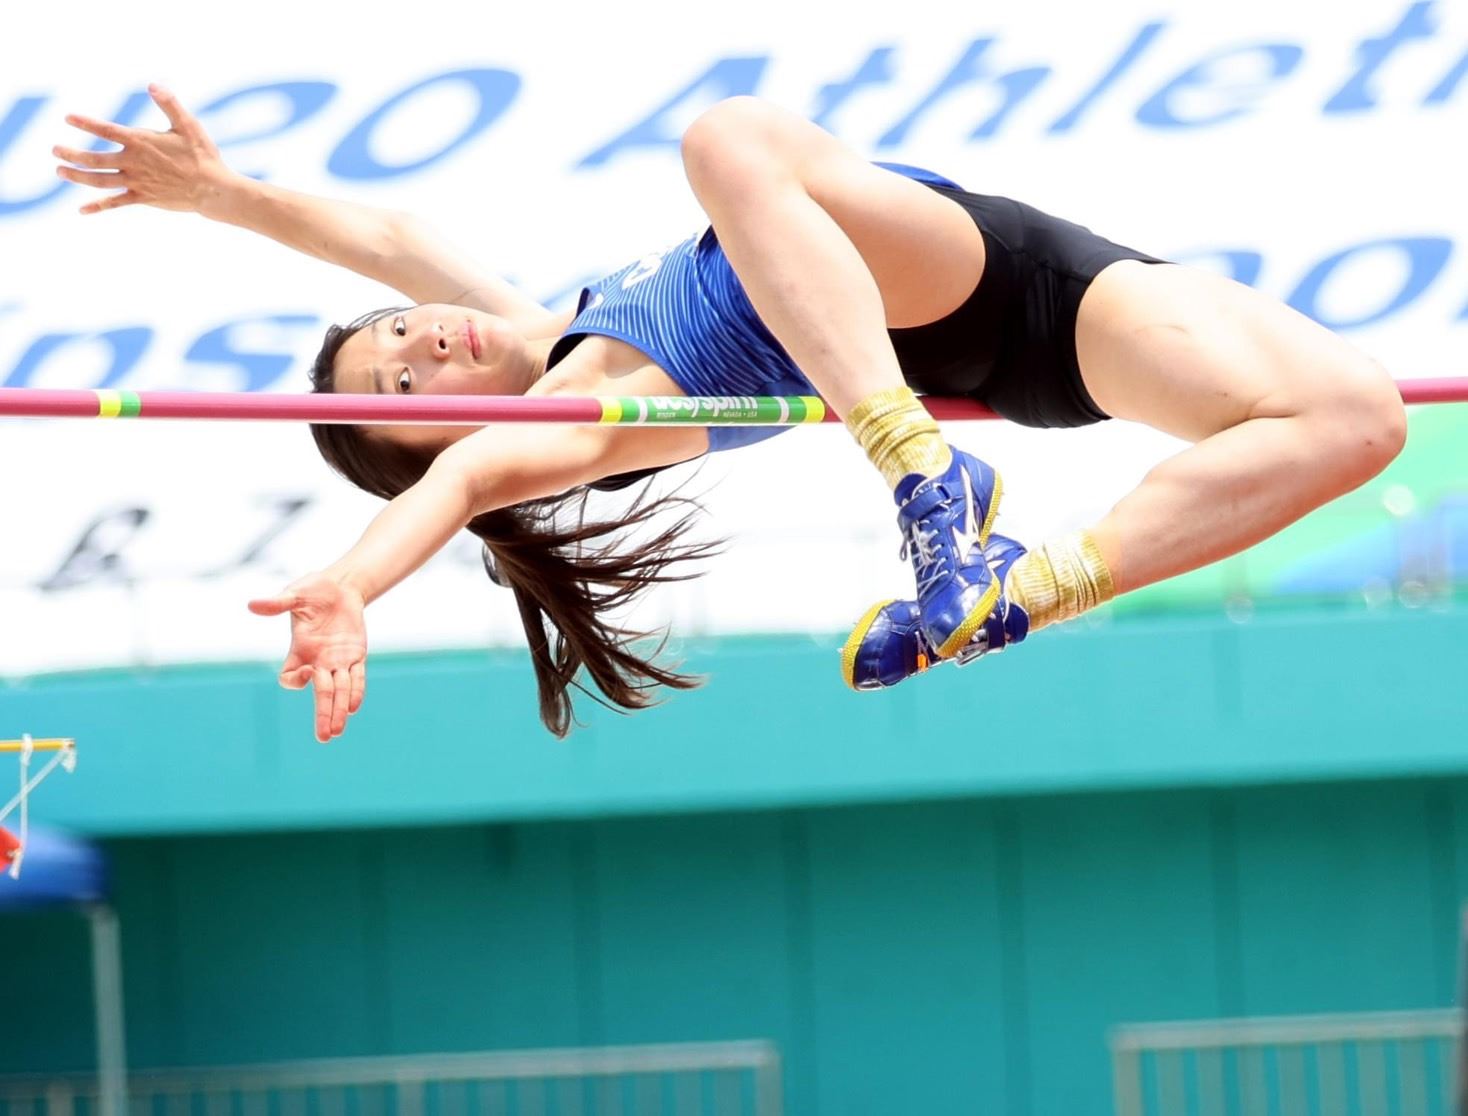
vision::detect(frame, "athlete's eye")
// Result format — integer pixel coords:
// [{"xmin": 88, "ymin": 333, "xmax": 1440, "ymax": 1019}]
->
[
  {"xmin": 397, "ymin": 369, "xmax": 411, "ymax": 393},
  {"xmin": 392, "ymin": 316, "xmax": 407, "ymax": 337}
]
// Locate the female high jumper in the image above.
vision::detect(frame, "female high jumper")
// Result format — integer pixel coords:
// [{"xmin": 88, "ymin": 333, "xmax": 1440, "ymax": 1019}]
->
[{"xmin": 55, "ymin": 86, "xmax": 1406, "ymax": 740}]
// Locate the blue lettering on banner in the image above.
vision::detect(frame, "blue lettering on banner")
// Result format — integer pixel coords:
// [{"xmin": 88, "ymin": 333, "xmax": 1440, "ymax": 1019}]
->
[
  {"xmin": 1, "ymin": 3, "xmax": 1465, "ymax": 211},
  {"xmin": 811, "ymin": 48, "xmax": 898, "ymax": 130},
  {"xmin": 879, "ymin": 38, "xmax": 1049, "ymax": 146},
  {"xmin": 1288, "ymin": 237, "xmax": 1453, "ymax": 330},
  {"xmin": 195, "ymin": 82, "xmax": 338, "ymax": 179},
  {"xmin": 1325, "ymin": 1, "xmax": 1438, "ymax": 112},
  {"xmin": 1, "ymin": 315, "xmax": 323, "ymax": 392},
  {"xmin": 577, "ymin": 58, "xmax": 768, "ymax": 168},
  {"xmin": 1425, "ymin": 49, "xmax": 1468, "ymax": 103},
  {"xmin": 184, "ymin": 315, "xmax": 323, "ymax": 393},
  {"xmin": 5, "ymin": 327, "xmax": 152, "ymax": 389},
  {"xmin": 329, "ymin": 69, "xmax": 521, "ymax": 179},
  {"xmin": 0, "ymin": 90, "xmax": 152, "ymax": 217},
  {"xmin": 1136, "ymin": 43, "xmax": 1305, "ymax": 128},
  {"xmin": 0, "ymin": 231, "xmax": 1463, "ymax": 395},
  {"xmin": 1048, "ymin": 21, "xmax": 1168, "ymax": 134}
]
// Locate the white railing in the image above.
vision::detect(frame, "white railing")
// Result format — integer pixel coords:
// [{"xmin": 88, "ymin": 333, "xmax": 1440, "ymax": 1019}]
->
[
  {"xmin": 0, "ymin": 1040, "xmax": 782, "ymax": 1116},
  {"xmin": 1111, "ymin": 1009, "xmax": 1462, "ymax": 1116}
]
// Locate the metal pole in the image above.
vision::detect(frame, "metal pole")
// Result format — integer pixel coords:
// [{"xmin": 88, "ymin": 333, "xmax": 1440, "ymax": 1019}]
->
[
  {"xmin": 755, "ymin": 1049, "xmax": 784, "ymax": 1116},
  {"xmin": 1458, "ymin": 904, "xmax": 1468, "ymax": 1116},
  {"xmin": 88, "ymin": 904, "xmax": 129, "ymax": 1116}
]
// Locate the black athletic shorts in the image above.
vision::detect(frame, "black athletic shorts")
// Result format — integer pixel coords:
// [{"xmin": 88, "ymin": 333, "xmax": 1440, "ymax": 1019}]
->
[{"xmin": 889, "ymin": 187, "xmax": 1166, "ymax": 428}]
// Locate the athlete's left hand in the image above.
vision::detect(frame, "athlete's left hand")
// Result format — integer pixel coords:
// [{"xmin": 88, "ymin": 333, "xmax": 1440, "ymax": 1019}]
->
[
  {"xmin": 54, "ymin": 83, "xmax": 233, "ymax": 216},
  {"xmin": 248, "ymin": 571, "xmax": 369, "ymax": 743}
]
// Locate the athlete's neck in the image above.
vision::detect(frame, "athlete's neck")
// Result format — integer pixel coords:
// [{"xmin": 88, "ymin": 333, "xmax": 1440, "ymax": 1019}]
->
[{"xmin": 523, "ymin": 336, "xmax": 555, "ymax": 388}]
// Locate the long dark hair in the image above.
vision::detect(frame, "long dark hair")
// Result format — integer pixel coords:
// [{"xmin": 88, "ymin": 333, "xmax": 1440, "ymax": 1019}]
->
[{"xmin": 309, "ymin": 308, "xmax": 719, "ymax": 736}]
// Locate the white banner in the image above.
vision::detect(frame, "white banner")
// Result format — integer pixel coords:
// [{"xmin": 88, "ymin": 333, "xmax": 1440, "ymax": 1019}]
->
[{"xmin": 1, "ymin": 0, "xmax": 1465, "ymax": 672}]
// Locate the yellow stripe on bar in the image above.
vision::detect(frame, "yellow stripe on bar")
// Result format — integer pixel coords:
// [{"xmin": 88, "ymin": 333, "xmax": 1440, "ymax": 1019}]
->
[
  {"xmin": 599, "ymin": 398, "xmax": 623, "ymax": 424},
  {"xmin": 95, "ymin": 390, "xmax": 124, "ymax": 418},
  {"xmin": 0, "ymin": 737, "xmax": 75, "ymax": 753}
]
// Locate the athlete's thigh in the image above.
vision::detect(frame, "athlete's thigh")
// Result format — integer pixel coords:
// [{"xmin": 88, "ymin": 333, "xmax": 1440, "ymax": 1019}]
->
[
  {"xmin": 688, "ymin": 99, "xmax": 986, "ymax": 326},
  {"xmin": 715, "ymin": 106, "xmax": 988, "ymax": 327},
  {"xmin": 1074, "ymin": 260, "xmax": 1372, "ymax": 443},
  {"xmin": 806, "ymin": 158, "xmax": 987, "ymax": 328}
]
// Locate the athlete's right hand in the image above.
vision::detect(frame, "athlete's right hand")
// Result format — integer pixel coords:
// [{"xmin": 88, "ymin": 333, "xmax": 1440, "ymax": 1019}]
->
[
  {"xmin": 54, "ymin": 84, "xmax": 231, "ymax": 216},
  {"xmin": 248, "ymin": 572, "xmax": 370, "ymax": 743}
]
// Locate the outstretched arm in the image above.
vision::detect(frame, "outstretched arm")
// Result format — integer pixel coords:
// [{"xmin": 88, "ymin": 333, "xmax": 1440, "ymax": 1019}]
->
[
  {"xmin": 330, "ymin": 420, "xmax": 683, "ymax": 605},
  {"xmin": 250, "ymin": 410, "xmax": 705, "ymax": 742},
  {"xmin": 55, "ymin": 84, "xmax": 569, "ymax": 336}
]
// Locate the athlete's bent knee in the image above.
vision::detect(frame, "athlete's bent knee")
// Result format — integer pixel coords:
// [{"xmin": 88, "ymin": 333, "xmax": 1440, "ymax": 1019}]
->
[
  {"xmin": 681, "ymin": 97, "xmax": 785, "ymax": 193},
  {"xmin": 1317, "ymin": 357, "xmax": 1407, "ymax": 486}
]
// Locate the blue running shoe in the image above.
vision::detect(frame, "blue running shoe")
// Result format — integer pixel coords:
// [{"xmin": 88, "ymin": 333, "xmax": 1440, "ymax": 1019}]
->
[
  {"xmin": 840, "ymin": 598, "xmax": 934, "ymax": 691},
  {"xmin": 893, "ymin": 447, "xmax": 1004, "ymax": 659},
  {"xmin": 841, "ymin": 533, "xmax": 1030, "ymax": 691}
]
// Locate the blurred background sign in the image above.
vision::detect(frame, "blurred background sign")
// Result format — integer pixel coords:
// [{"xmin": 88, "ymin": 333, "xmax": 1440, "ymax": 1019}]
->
[{"xmin": 1, "ymin": 0, "xmax": 1465, "ymax": 672}]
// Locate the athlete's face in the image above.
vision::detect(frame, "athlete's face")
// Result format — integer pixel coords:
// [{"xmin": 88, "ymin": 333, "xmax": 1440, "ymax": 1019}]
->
[{"xmin": 334, "ymin": 303, "xmax": 535, "ymax": 451}]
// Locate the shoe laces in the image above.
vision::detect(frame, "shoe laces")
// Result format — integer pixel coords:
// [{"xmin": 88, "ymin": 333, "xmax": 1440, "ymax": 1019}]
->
[{"xmin": 899, "ymin": 520, "xmax": 954, "ymax": 598}]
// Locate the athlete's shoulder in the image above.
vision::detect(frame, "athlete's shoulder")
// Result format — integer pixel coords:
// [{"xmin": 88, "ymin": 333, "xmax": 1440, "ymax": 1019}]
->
[{"xmin": 569, "ymin": 233, "xmax": 701, "ymax": 317}]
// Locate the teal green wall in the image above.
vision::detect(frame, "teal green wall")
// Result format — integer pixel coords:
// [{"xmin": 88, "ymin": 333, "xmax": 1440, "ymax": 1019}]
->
[
  {"xmin": 5, "ymin": 606, "xmax": 1466, "ymax": 1114},
  {"xmin": 6, "ymin": 603, "xmax": 1467, "ymax": 836},
  {"xmin": 5, "ymin": 780, "xmax": 1464, "ymax": 1116}
]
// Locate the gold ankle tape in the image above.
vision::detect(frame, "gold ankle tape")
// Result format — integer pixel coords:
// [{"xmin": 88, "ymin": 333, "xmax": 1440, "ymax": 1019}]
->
[
  {"xmin": 843, "ymin": 386, "xmax": 951, "ymax": 489},
  {"xmin": 1006, "ymin": 530, "xmax": 1114, "ymax": 631}
]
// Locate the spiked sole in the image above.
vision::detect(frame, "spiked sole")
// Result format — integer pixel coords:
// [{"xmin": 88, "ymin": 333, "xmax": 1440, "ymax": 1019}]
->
[
  {"xmin": 845, "ymin": 461, "xmax": 1006, "ymax": 686},
  {"xmin": 934, "ymin": 578, "xmax": 1002, "ymax": 661}
]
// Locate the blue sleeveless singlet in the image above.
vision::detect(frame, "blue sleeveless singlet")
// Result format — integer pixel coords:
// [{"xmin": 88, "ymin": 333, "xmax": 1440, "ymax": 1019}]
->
[{"xmin": 547, "ymin": 163, "xmax": 964, "ymax": 454}]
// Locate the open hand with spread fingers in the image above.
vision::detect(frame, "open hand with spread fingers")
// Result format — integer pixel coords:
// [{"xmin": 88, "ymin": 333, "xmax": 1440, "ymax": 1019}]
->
[
  {"xmin": 248, "ymin": 572, "xmax": 370, "ymax": 743},
  {"xmin": 54, "ymin": 83, "xmax": 232, "ymax": 216}
]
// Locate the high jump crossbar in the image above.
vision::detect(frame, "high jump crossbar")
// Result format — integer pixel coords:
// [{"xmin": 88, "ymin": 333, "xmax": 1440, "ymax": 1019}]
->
[{"xmin": 0, "ymin": 379, "xmax": 1464, "ymax": 425}]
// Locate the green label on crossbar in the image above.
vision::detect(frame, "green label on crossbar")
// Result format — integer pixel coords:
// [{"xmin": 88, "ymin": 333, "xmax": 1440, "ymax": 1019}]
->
[{"xmin": 600, "ymin": 396, "xmax": 827, "ymax": 425}]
